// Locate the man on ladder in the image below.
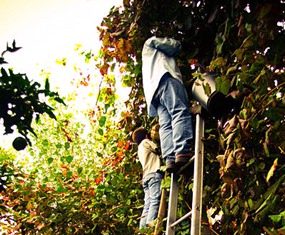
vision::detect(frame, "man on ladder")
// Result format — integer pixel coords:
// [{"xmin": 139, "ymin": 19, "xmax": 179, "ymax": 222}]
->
[
  {"xmin": 141, "ymin": 35, "xmax": 196, "ymax": 234},
  {"xmin": 141, "ymin": 35, "xmax": 195, "ymax": 175},
  {"xmin": 142, "ymin": 32, "xmax": 228, "ymax": 234}
]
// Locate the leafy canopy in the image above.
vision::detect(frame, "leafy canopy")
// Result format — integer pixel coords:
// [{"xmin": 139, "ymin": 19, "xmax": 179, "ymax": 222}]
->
[
  {"xmin": 1, "ymin": 1, "xmax": 285, "ymax": 234},
  {"xmin": 0, "ymin": 41, "xmax": 65, "ymax": 148}
]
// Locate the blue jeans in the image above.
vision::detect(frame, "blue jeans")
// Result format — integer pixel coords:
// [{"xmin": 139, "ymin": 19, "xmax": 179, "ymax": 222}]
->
[
  {"xmin": 139, "ymin": 172, "xmax": 162, "ymax": 229},
  {"xmin": 153, "ymin": 73, "xmax": 193, "ymax": 162}
]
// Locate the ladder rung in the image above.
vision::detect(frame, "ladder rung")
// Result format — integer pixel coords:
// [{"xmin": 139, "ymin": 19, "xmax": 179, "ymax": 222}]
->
[
  {"xmin": 170, "ymin": 211, "xmax": 192, "ymax": 228},
  {"xmin": 177, "ymin": 156, "xmax": 195, "ymax": 175}
]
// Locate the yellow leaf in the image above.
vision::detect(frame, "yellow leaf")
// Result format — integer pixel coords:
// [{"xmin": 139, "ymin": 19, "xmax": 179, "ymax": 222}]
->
[
  {"xmin": 26, "ymin": 201, "xmax": 33, "ymax": 210},
  {"xmin": 241, "ymin": 35, "xmax": 254, "ymax": 48},
  {"xmin": 119, "ymin": 66, "xmax": 126, "ymax": 73},
  {"xmin": 226, "ymin": 65, "xmax": 238, "ymax": 75},
  {"xmin": 233, "ymin": 48, "xmax": 244, "ymax": 61},
  {"xmin": 253, "ymin": 69, "xmax": 266, "ymax": 84},
  {"xmin": 209, "ymin": 57, "xmax": 227, "ymax": 70},
  {"xmin": 266, "ymin": 158, "xmax": 278, "ymax": 182},
  {"xmin": 225, "ymin": 151, "xmax": 234, "ymax": 171}
]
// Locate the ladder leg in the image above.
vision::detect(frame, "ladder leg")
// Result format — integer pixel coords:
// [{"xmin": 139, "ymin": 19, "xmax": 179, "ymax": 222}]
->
[
  {"xmin": 166, "ymin": 173, "xmax": 179, "ymax": 235},
  {"xmin": 191, "ymin": 114, "xmax": 205, "ymax": 235},
  {"xmin": 154, "ymin": 178, "xmax": 167, "ymax": 235}
]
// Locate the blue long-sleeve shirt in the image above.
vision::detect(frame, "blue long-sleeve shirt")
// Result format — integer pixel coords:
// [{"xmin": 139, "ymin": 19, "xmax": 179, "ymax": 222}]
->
[{"xmin": 142, "ymin": 36, "xmax": 183, "ymax": 116}]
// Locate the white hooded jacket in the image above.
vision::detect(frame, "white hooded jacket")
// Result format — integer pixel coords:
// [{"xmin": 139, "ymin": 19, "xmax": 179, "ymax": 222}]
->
[{"xmin": 142, "ymin": 36, "xmax": 183, "ymax": 116}]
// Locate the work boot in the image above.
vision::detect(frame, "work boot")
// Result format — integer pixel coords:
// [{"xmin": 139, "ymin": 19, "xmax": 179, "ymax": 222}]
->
[
  {"xmin": 165, "ymin": 160, "xmax": 176, "ymax": 173},
  {"xmin": 175, "ymin": 153, "xmax": 191, "ymax": 168},
  {"xmin": 175, "ymin": 151, "xmax": 195, "ymax": 175}
]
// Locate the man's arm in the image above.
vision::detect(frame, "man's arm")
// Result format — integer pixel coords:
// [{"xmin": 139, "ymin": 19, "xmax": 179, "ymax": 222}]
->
[
  {"xmin": 144, "ymin": 140, "xmax": 161, "ymax": 156},
  {"xmin": 145, "ymin": 36, "xmax": 181, "ymax": 57}
]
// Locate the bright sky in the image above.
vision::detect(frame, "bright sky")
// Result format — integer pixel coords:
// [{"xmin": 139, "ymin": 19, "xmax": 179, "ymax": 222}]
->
[
  {"xmin": 0, "ymin": 0, "xmax": 121, "ymax": 72},
  {"xmin": 0, "ymin": 0, "xmax": 122, "ymax": 147}
]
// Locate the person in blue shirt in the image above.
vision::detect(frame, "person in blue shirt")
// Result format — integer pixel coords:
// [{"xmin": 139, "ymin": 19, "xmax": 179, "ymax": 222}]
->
[{"xmin": 142, "ymin": 36, "xmax": 194, "ymax": 173}]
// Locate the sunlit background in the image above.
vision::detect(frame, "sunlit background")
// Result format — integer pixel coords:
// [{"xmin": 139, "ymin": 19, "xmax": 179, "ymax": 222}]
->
[{"xmin": 0, "ymin": 0, "xmax": 123, "ymax": 146}]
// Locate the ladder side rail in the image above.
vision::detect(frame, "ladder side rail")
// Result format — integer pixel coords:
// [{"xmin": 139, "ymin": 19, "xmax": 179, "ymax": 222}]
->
[
  {"xmin": 166, "ymin": 173, "xmax": 179, "ymax": 235},
  {"xmin": 190, "ymin": 113, "xmax": 205, "ymax": 235}
]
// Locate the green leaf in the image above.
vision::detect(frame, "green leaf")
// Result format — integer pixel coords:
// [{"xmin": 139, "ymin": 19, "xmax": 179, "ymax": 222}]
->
[
  {"xmin": 47, "ymin": 157, "xmax": 54, "ymax": 164},
  {"xmin": 45, "ymin": 108, "xmax": 57, "ymax": 120},
  {"xmin": 98, "ymin": 128, "xmax": 104, "ymax": 135},
  {"xmin": 269, "ymin": 214, "xmax": 283, "ymax": 223},
  {"xmin": 45, "ymin": 79, "xmax": 50, "ymax": 91},
  {"xmin": 246, "ymin": 198, "xmax": 254, "ymax": 210},
  {"xmin": 96, "ymin": 152, "xmax": 103, "ymax": 157},
  {"xmin": 65, "ymin": 142, "xmax": 70, "ymax": 150},
  {"xmin": 111, "ymin": 146, "xmax": 117, "ymax": 152},
  {"xmin": 253, "ymin": 175, "xmax": 285, "ymax": 214},
  {"xmin": 54, "ymin": 97, "xmax": 66, "ymax": 105},
  {"xmin": 66, "ymin": 170, "xmax": 73, "ymax": 178},
  {"xmin": 56, "ymin": 143, "xmax": 62, "ymax": 149},
  {"xmin": 56, "ymin": 184, "xmax": 65, "ymax": 193},
  {"xmin": 66, "ymin": 155, "xmax": 74, "ymax": 163},
  {"xmin": 264, "ymin": 108, "xmax": 284, "ymax": 122},
  {"xmin": 42, "ymin": 139, "xmax": 49, "ymax": 146},
  {"xmin": 99, "ymin": 116, "xmax": 107, "ymax": 127},
  {"xmin": 1, "ymin": 67, "xmax": 8, "ymax": 77},
  {"xmin": 77, "ymin": 167, "xmax": 83, "ymax": 174},
  {"xmin": 215, "ymin": 76, "xmax": 230, "ymax": 95}
]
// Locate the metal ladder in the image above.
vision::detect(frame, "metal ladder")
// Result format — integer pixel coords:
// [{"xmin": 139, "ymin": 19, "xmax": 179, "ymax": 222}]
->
[{"xmin": 166, "ymin": 112, "xmax": 205, "ymax": 235}]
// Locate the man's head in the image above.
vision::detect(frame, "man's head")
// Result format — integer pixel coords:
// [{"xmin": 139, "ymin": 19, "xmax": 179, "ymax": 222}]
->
[
  {"xmin": 132, "ymin": 127, "xmax": 148, "ymax": 145},
  {"xmin": 151, "ymin": 26, "xmax": 171, "ymax": 38}
]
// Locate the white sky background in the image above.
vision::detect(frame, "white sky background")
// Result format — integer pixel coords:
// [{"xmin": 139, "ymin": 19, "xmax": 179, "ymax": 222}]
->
[
  {"xmin": 0, "ymin": 0, "xmax": 122, "ymax": 73},
  {"xmin": 0, "ymin": 0, "xmax": 123, "ymax": 147}
]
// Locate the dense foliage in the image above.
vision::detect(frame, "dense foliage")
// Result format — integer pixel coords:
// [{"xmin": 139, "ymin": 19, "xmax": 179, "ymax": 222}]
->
[
  {"xmin": 96, "ymin": 0, "xmax": 285, "ymax": 234},
  {"xmin": 1, "ymin": 1, "xmax": 285, "ymax": 234},
  {"xmin": 0, "ymin": 47, "xmax": 144, "ymax": 234},
  {"xmin": 0, "ymin": 41, "xmax": 65, "ymax": 148}
]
